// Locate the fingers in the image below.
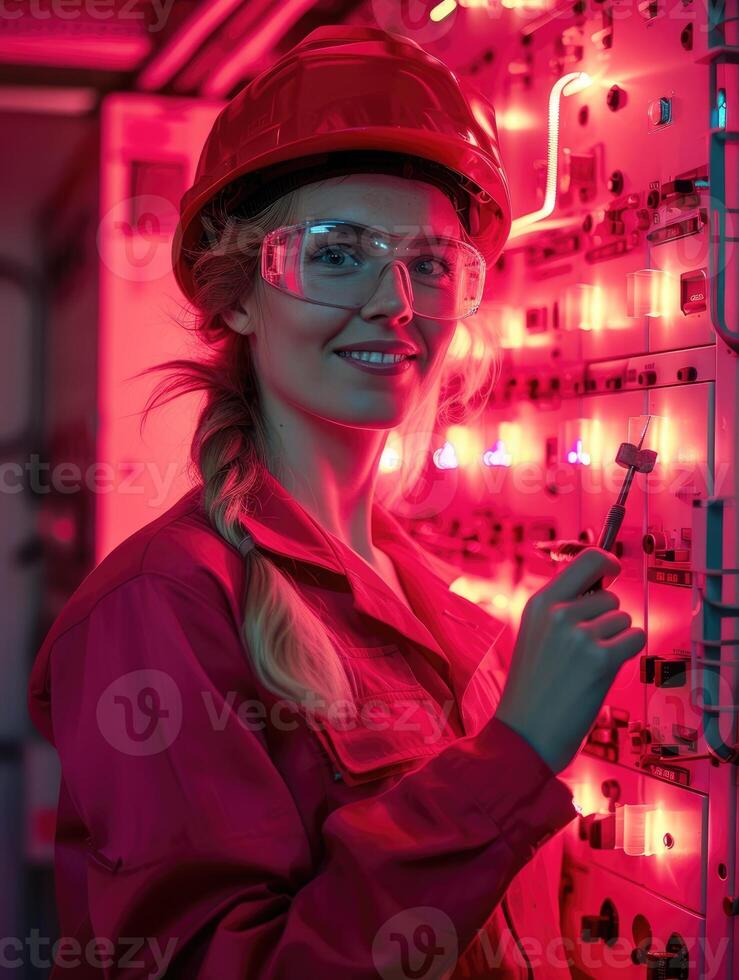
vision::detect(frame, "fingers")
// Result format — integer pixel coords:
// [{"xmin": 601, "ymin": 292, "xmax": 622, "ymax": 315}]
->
[
  {"xmin": 585, "ymin": 609, "xmax": 633, "ymax": 639},
  {"xmin": 545, "ymin": 547, "xmax": 622, "ymax": 604},
  {"xmin": 599, "ymin": 627, "xmax": 647, "ymax": 663},
  {"xmin": 553, "ymin": 590, "xmax": 620, "ymax": 624}
]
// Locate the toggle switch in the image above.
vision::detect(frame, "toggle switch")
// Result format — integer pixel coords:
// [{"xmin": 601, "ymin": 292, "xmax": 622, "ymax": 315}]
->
[
  {"xmin": 680, "ymin": 268, "xmax": 707, "ymax": 315},
  {"xmin": 647, "ymin": 96, "xmax": 672, "ymax": 126},
  {"xmin": 581, "ymin": 899, "xmax": 619, "ymax": 944}
]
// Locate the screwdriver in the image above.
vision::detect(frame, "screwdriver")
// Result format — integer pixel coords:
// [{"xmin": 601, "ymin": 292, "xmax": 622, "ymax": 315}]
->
[{"xmin": 586, "ymin": 415, "xmax": 658, "ymax": 593}]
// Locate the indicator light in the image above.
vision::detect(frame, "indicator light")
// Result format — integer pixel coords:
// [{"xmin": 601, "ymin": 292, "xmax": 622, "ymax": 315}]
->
[
  {"xmin": 433, "ymin": 441, "xmax": 458, "ymax": 470},
  {"xmin": 712, "ymin": 88, "xmax": 727, "ymax": 130},
  {"xmin": 622, "ymin": 804, "xmax": 655, "ymax": 856},
  {"xmin": 626, "ymin": 269, "xmax": 671, "ymax": 317},
  {"xmin": 379, "ymin": 446, "xmax": 402, "ymax": 473},
  {"xmin": 562, "ymin": 418, "xmax": 603, "ymax": 467},
  {"xmin": 483, "ymin": 440, "xmax": 513, "ymax": 467},
  {"xmin": 563, "ymin": 283, "xmax": 604, "ymax": 331},
  {"xmin": 567, "ymin": 439, "xmax": 591, "ymax": 465},
  {"xmin": 444, "ymin": 426, "xmax": 483, "ymax": 467}
]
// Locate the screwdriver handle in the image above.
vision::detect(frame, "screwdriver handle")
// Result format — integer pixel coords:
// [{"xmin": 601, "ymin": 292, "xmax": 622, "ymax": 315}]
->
[
  {"xmin": 597, "ymin": 504, "xmax": 626, "ymax": 552},
  {"xmin": 582, "ymin": 504, "xmax": 627, "ymax": 596}
]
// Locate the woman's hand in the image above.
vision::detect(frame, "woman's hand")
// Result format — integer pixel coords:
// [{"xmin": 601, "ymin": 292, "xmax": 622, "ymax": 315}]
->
[{"xmin": 494, "ymin": 547, "xmax": 646, "ymax": 775}]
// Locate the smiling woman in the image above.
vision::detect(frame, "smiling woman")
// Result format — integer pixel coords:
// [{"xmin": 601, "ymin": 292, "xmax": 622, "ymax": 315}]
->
[{"xmin": 26, "ymin": 23, "xmax": 594, "ymax": 980}]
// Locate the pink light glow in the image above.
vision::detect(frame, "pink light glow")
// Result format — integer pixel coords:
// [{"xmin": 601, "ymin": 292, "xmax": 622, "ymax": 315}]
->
[
  {"xmin": 201, "ymin": 0, "xmax": 317, "ymax": 98},
  {"xmin": 0, "ymin": 36, "xmax": 150, "ymax": 70},
  {"xmin": 137, "ymin": 0, "xmax": 244, "ymax": 91}
]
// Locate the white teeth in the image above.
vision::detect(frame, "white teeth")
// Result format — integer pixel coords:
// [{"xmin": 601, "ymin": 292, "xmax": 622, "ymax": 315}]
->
[{"xmin": 338, "ymin": 350, "xmax": 412, "ymax": 364}]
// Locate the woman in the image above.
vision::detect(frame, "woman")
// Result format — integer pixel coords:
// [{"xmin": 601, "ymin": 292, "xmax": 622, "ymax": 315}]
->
[{"xmin": 28, "ymin": 25, "xmax": 646, "ymax": 979}]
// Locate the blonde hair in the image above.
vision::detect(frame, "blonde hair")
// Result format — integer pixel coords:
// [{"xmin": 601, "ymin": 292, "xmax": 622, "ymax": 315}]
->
[{"xmin": 138, "ymin": 169, "xmax": 501, "ymax": 719}]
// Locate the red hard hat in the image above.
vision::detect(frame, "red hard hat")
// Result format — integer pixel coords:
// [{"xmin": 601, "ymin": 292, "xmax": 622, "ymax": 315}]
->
[{"xmin": 172, "ymin": 24, "xmax": 512, "ymax": 303}]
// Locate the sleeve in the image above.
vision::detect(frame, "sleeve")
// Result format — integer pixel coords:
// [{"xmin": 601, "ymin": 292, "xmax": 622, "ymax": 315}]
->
[{"xmin": 48, "ymin": 572, "xmax": 576, "ymax": 980}]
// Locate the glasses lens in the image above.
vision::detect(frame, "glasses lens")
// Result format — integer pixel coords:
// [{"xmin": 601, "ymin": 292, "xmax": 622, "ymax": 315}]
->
[{"xmin": 262, "ymin": 221, "xmax": 484, "ymax": 318}]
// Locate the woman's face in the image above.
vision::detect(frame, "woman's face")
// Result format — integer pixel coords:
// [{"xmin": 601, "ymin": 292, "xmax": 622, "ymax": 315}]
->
[{"xmin": 225, "ymin": 173, "xmax": 464, "ymax": 430}]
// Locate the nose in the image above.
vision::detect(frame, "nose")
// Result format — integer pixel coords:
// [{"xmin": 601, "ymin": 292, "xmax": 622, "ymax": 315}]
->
[{"xmin": 359, "ymin": 259, "xmax": 414, "ymax": 324}]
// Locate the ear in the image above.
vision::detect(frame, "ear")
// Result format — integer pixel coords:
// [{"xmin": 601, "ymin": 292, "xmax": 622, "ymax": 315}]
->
[{"xmin": 222, "ymin": 301, "xmax": 253, "ymax": 337}]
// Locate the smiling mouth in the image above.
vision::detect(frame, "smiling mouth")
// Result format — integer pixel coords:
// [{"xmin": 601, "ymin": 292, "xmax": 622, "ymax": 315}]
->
[{"xmin": 335, "ymin": 351, "xmax": 417, "ymax": 364}]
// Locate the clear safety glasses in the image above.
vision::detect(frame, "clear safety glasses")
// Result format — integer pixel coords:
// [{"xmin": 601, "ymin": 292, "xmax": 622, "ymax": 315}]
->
[{"xmin": 260, "ymin": 219, "xmax": 486, "ymax": 320}]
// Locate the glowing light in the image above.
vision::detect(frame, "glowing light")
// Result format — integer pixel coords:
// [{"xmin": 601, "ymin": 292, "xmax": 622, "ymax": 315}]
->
[
  {"xmin": 445, "ymin": 426, "xmax": 484, "ymax": 467},
  {"xmin": 483, "ymin": 440, "xmax": 513, "ymax": 467},
  {"xmin": 566, "ymin": 779, "xmax": 603, "ymax": 817},
  {"xmin": 509, "ymin": 72, "xmax": 593, "ymax": 238},
  {"xmin": 430, "ymin": 0, "xmax": 457, "ymax": 20},
  {"xmin": 567, "ymin": 439, "xmax": 591, "ymax": 465},
  {"xmin": 495, "ymin": 109, "xmax": 537, "ymax": 131},
  {"xmin": 713, "ymin": 88, "xmax": 727, "ymax": 130},
  {"xmin": 502, "ymin": 0, "xmax": 549, "ymax": 8},
  {"xmin": 563, "ymin": 283, "xmax": 604, "ymax": 332},
  {"xmin": 498, "ymin": 422, "xmax": 523, "ymax": 464},
  {"xmin": 563, "ymin": 418, "xmax": 604, "ymax": 467},
  {"xmin": 485, "ymin": 305, "xmax": 525, "ymax": 349},
  {"xmin": 0, "ymin": 87, "xmax": 97, "ymax": 114},
  {"xmin": 379, "ymin": 445, "xmax": 402, "ymax": 473},
  {"xmin": 202, "ymin": 0, "xmax": 318, "ymax": 97},
  {"xmin": 0, "ymin": 35, "xmax": 150, "ymax": 70},
  {"xmin": 433, "ymin": 441, "xmax": 458, "ymax": 470},
  {"xmin": 138, "ymin": 0, "xmax": 243, "ymax": 91},
  {"xmin": 623, "ymin": 804, "xmax": 657, "ymax": 856},
  {"xmin": 626, "ymin": 269, "xmax": 672, "ymax": 318},
  {"xmin": 492, "ymin": 593, "xmax": 509, "ymax": 609}
]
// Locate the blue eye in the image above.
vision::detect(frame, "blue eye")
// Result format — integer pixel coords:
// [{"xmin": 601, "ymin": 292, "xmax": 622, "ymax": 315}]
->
[
  {"xmin": 415, "ymin": 256, "xmax": 453, "ymax": 278},
  {"xmin": 311, "ymin": 246, "xmax": 361, "ymax": 266}
]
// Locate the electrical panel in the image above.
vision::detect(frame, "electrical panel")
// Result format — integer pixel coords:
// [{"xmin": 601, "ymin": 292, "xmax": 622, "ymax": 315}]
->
[{"xmin": 28, "ymin": 2, "xmax": 738, "ymax": 977}]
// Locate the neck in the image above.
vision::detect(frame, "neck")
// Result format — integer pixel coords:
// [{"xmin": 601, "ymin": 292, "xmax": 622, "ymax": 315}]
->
[{"xmin": 260, "ymin": 391, "xmax": 391, "ymax": 567}]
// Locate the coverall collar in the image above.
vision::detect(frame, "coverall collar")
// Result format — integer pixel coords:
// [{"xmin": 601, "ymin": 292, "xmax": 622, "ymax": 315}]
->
[{"xmin": 234, "ymin": 461, "xmax": 505, "ymax": 726}]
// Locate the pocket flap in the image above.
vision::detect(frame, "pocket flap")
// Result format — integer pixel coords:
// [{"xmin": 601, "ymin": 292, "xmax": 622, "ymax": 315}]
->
[{"xmin": 312, "ymin": 691, "xmax": 452, "ymax": 786}]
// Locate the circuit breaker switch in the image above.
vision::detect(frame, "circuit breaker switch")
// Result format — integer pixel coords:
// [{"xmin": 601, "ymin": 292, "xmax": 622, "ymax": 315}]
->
[
  {"xmin": 680, "ymin": 269, "xmax": 707, "ymax": 315},
  {"xmin": 648, "ymin": 96, "xmax": 672, "ymax": 126}
]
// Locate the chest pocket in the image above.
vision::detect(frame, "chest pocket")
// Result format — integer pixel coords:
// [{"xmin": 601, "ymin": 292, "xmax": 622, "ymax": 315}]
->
[{"xmin": 310, "ymin": 642, "xmax": 454, "ymax": 787}]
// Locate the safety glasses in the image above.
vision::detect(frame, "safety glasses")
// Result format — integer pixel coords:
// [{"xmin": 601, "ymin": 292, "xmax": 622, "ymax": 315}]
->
[{"xmin": 260, "ymin": 218, "xmax": 486, "ymax": 320}]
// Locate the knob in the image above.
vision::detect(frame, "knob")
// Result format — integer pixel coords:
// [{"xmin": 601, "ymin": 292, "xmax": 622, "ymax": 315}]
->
[
  {"xmin": 638, "ymin": 370, "xmax": 657, "ymax": 385},
  {"xmin": 581, "ymin": 913, "xmax": 613, "ymax": 942},
  {"xmin": 643, "ymin": 530, "xmax": 669, "ymax": 554},
  {"xmin": 607, "ymin": 85, "xmax": 625, "ymax": 111},
  {"xmin": 645, "ymin": 948, "xmax": 689, "ymax": 979}
]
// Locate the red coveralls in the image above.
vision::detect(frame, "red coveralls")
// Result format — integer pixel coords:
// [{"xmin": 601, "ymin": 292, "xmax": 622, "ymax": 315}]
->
[{"xmin": 27, "ymin": 462, "xmax": 577, "ymax": 979}]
